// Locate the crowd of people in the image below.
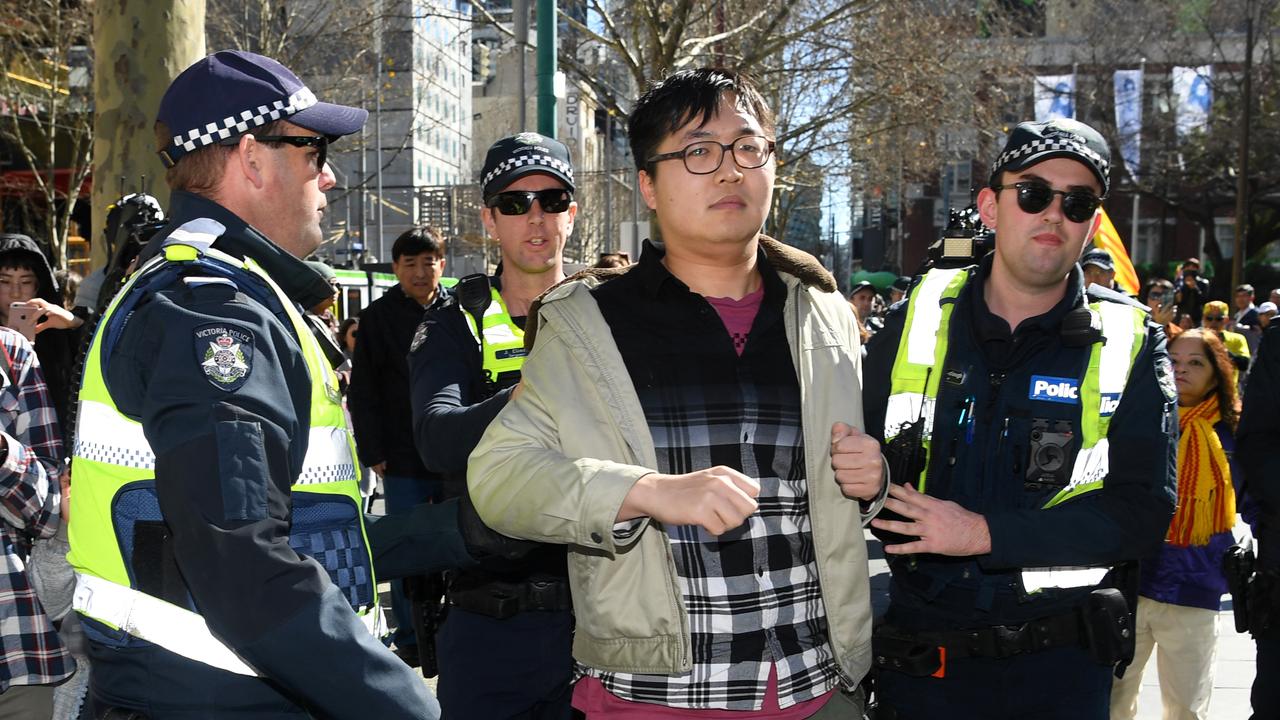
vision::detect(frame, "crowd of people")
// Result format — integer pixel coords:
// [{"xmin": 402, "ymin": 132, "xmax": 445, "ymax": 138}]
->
[{"xmin": 0, "ymin": 47, "xmax": 1273, "ymax": 720}]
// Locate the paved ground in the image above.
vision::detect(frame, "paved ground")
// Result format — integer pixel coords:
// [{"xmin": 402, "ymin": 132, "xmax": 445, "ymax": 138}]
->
[{"xmin": 864, "ymin": 531, "xmax": 1257, "ymax": 720}]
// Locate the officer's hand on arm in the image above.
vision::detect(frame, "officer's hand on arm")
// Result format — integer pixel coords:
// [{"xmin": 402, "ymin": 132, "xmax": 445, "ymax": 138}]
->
[
  {"xmin": 871, "ymin": 483, "xmax": 992, "ymax": 556},
  {"xmin": 616, "ymin": 467, "xmax": 760, "ymax": 536},
  {"xmin": 371, "ymin": 462, "xmax": 386, "ymax": 479},
  {"xmin": 830, "ymin": 422, "xmax": 884, "ymax": 501}
]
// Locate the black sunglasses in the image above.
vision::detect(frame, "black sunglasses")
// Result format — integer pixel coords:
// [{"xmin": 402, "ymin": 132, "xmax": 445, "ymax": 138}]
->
[
  {"xmin": 991, "ymin": 181, "xmax": 1102, "ymax": 224},
  {"xmin": 220, "ymin": 134, "xmax": 328, "ymax": 170},
  {"xmin": 485, "ymin": 189, "xmax": 573, "ymax": 216},
  {"xmin": 1204, "ymin": 315, "xmax": 1227, "ymax": 321}
]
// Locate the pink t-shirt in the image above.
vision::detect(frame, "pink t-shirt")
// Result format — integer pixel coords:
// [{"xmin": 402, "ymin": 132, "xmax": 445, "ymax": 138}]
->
[
  {"xmin": 706, "ymin": 286, "xmax": 764, "ymax": 356},
  {"xmin": 572, "ymin": 665, "xmax": 836, "ymax": 719}
]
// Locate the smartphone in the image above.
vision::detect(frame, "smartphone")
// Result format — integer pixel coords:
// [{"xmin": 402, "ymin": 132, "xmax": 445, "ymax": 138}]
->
[{"xmin": 8, "ymin": 302, "xmax": 37, "ymax": 342}]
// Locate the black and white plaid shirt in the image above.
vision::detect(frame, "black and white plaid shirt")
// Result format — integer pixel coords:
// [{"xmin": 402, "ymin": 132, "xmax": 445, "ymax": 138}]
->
[{"xmin": 587, "ymin": 244, "xmax": 839, "ymax": 710}]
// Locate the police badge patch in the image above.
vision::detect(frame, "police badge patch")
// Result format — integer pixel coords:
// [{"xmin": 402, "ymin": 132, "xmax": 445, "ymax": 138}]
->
[{"xmin": 194, "ymin": 324, "xmax": 254, "ymax": 391}]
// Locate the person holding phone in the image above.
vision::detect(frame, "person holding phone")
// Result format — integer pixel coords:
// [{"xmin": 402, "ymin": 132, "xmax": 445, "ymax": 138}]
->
[{"xmin": 0, "ymin": 235, "xmax": 79, "ymax": 439}]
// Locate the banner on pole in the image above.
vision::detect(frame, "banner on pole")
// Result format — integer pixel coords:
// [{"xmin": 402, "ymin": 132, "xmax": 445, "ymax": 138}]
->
[
  {"xmin": 1173, "ymin": 65, "xmax": 1212, "ymax": 137},
  {"xmin": 1113, "ymin": 69, "xmax": 1143, "ymax": 181},
  {"xmin": 1035, "ymin": 74, "xmax": 1076, "ymax": 122}
]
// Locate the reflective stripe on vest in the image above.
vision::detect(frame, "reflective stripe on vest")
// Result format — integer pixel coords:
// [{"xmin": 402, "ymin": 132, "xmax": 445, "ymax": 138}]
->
[
  {"xmin": 462, "ymin": 287, "xmax": 527, "ymax": 378},
  {"xmin": 884, "ymin": 268, "xmax": 1147, "ymax": 590},
  {"xmin": 67, "ymin": 228, "xmax": 379, "ymax": 673}
]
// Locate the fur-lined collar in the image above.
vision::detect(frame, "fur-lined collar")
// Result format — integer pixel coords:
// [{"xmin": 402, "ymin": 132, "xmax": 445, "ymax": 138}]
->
[{"xmin": 523, "ymin": 235, "xmax": 836, "ymax": 348}]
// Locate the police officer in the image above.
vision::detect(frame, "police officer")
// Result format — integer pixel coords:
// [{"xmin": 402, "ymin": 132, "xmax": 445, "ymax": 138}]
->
[
  {"xmin": 1237, "ymin": 322, "xmax": 1280, "ymax": 720},
  {"xmin": 407, "ymin": 133, "xmax": 576, "ymax": 718},
  {"xmin": 66, "ymin": 51, "xmax": 438, "ymax": 718},
  {"xmin": 862, "ymin": 118, "xmax": 1176, "ymax": 720}
]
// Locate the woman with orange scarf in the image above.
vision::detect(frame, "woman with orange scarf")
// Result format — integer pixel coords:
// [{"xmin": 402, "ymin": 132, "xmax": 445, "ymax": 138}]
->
[{"xmin": 1111, "ymin": 329, "xmax": 1244, "ymax": 720}]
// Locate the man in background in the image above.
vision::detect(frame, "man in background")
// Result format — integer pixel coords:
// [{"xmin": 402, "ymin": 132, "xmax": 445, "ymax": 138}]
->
[{"xmin": 349, "ymin": 225, "xmax": 450, "ymax": 667}]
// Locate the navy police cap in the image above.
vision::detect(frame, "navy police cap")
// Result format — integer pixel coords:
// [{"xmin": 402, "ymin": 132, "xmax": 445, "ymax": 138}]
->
[
  {"xmin": 157, "ymin": 50, "xmax": 367, "ymax": 168},
  {"xmin": 481, "ymin": 132, "xmax": 575, "ymax": 198},
  {"xmin": 989, "ymin": 118, "xmax": 1111, "ymax": 196}
]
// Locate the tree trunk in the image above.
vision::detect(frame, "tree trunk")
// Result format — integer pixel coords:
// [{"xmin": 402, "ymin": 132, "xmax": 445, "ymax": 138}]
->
[{"xmin": 91, "ymin": 0, "xmax": 207, "ymax": 271}]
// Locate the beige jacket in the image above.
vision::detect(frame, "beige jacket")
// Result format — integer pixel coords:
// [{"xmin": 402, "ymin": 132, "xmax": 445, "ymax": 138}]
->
[{"xmin": 468, "ymin": 238, "xmax": 883, "ymax": 682}]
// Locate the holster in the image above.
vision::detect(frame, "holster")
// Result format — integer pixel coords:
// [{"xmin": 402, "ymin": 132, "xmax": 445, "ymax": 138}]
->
[
  {"xmin": 1080, "ymin": 587, "xmax": 1133, "ymax": 667},
  {"xmin": 404, "ymin": 573, "xmax": 445, "ymax": 678}
]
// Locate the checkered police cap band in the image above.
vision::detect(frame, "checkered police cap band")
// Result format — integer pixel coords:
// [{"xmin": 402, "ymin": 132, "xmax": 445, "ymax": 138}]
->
[
  {"xmin": 994, "ymin": 137, "xmax": 1110, "ymax": 181},
  {"xmin": 160, "ymin": 87, "xmax": 318, "ymax": 168},
  {"xmin": 482, "ymin": 153, "xmax": 575, "ymax": 189}
]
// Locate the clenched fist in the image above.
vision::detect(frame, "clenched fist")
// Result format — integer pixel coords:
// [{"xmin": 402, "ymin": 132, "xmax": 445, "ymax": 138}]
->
[
  {"xmin": 830, "ymin": 422, "xmax": 884, "ymax": 501},
  {"xmin": 618, "ymin": 466, "xmax": 761, "ymax": 536}
]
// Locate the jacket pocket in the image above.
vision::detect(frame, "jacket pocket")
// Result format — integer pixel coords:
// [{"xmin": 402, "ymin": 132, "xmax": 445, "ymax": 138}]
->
[{"xmin": 289, "ymin": 493, "xmax": 374, "ymax": 609}]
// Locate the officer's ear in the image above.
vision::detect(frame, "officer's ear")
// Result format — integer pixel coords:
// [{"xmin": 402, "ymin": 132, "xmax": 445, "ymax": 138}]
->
[
  {"xmin": 479, "ymin": 205, "xmax": 497, "ymax": 239},
  {"xmin": 232, "ymin": 135, "xmax": 268, "ymax": 190},
  {"xmin": 976, "ymin": 185, "xmax": 999, "ymax": 230}
]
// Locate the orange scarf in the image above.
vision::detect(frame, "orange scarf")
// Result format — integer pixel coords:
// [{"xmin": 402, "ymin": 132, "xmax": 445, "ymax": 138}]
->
[{"xmin": 1167, "ymin": 394, "xmax": 1236, "ymax": 547}]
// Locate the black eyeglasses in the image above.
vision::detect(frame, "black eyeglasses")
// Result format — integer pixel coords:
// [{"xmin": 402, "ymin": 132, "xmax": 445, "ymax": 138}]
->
[
  {"xmin": 991, "ymin": 181, "xmax": 1103, "ymax": 224},
  {"xmin": 1204, "ymin": 315, "xmax": 1227, "ymax": 321},
  {"xmin": 220, "ymin": 134, "xmax": 328, "ymax": 170},
  {"xmin": 485, "ymin": 189, "xmax": 573, "ymax": 216},
  {"xmin": 646, "ymin": 135, "xmax": 776, "ymax": 175}
]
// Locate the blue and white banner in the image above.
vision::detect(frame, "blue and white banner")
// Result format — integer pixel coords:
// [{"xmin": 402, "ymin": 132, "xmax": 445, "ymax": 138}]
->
[
  {"xmin": 1035, "ymin": 74, "xmax": 1075, "ymax": 122},
  {"xmin": 1173, "ymin": 65, "xmax": 1212, "ymax": 137},
  {"xmin": 1113, "ymin": 69, "xmax": 1143, "ymax": 181}
]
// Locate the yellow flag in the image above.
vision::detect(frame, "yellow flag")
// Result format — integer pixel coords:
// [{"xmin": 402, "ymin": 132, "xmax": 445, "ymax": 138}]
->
[{"xmin": 1091, "ymin": 208, "xmax": 1140, "ymax": 295}]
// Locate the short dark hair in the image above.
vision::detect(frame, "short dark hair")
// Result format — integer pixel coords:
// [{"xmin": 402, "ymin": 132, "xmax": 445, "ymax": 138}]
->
[
  {"xmin": 0, "ymin": 254, "xmax": 41, "ymax": 275},
  {"xmin": 391, "ymin": 225, "xmax": 446, "ymax": 261},
  {"xmin": 628, "ymin": 68, "xmax": 774, "ymax": 174}
]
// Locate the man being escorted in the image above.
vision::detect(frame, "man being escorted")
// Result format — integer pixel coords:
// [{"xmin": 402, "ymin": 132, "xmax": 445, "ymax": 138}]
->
[
  {"xmin": 1237, "ymin": 320, "xmax": 1280, "ymax": 719},
  {"xmin": 863, "ymin": 119, "xmax": 1176, "ymax": 720},
  {"xmin": 66, "ymin": 51, "xmax": 437, "ymax": 717},
  {"xmin": 468, "ymin": 68, "xmax": 887, "ymax": 718},
  {"xmin": 408, "ymin": 132, "xmax": 578, "ymax": 717}
]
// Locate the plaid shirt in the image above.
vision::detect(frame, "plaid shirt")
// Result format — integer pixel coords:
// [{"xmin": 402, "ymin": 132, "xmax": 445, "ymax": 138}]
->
[
  {"xmin": 0, "ymin": 328, "xmax": 72, "ymax": 689},
  {"xmin": 586, "ymin": 246, "xmax": 839, "ymax": 710}
]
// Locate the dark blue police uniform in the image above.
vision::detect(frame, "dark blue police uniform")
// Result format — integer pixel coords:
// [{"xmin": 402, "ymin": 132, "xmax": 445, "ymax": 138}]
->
[
  {"xmin": 83, "ymin": 191, "xmax": 437, "ymax": 718},
  {"xmin": 1237, "ymin": 324, "xmax": 1280, "ymax": 720},
  {"xmin": 72, "ymin": 49, "xmax": 438, "ymax": 719},
  {"xmin": 408, "ymin": 279, "xmax": 575, "ymax": 720},
  {"xmin": 863, "ymin": 258, "xmax": 1177, "ymax": 720}
]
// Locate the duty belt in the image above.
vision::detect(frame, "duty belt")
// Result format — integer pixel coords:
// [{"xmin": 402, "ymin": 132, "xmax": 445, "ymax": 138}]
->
[
  {"xmin": 446, "ymin": 573, "xmax": 572, "ymax": 620},
  {"xmin": 873, "ymin": 588, "xmax": 1132, "ymax": 677}
]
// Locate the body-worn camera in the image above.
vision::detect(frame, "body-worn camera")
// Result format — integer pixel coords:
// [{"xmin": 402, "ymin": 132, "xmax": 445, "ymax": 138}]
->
[{"xmin": 1026, "ymin": 418, "xmax": 1074, "ymax": 488}]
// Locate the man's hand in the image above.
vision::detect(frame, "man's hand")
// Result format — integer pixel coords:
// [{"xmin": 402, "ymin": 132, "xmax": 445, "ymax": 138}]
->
[
  {"xmin": 372, "ymin": 462, "xmax": 387, "ymax": 478},
  {"xmin": 618, "ymin": 466, "xmax": 760, "ymax": 536},
  {"xmin": 871, "ymin": 482, "xmax": 991, "ymax": 556},
  {"xmin": 830, "ymin": 422, "xmax": 884, "ymax": 501}
]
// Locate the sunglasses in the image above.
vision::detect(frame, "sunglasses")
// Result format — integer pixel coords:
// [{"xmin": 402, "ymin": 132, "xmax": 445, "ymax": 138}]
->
[
  {"xmin": 220, "ymin": 134, "xmax": 328, "ymax": 170},
  {"xmin": 485, "ymin": 189, "xmax": 573, "ymax": 216},
  {"xmin": 991, "ymin": 181, "xmax": 1103, "ymax": 223},
  {"xmin": 1204, "ymin": 315, "xmax": 1226, "ymax": 321}
]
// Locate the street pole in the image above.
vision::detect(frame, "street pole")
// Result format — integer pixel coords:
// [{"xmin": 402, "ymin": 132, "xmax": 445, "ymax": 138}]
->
[
  {"xmin": 514, "ymin": 0, "xmax": 528, "ymax": 130},
  {"xmin": 536, "ymin": 0, "xmax": 557, "ymax": 138},
  {"xmin": 1233, "ymin": 1, "xmax": 1255, "ymax": 291},
  {"xmin": 374, "ymin": 4, "xmax": 385, "ymax": 261},
  {"xmin": 1130, "ymin": 58, "xmax": 1145, "ymax": 257}
]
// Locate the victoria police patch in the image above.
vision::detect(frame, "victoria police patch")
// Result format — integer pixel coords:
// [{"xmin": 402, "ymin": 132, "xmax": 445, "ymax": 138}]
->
[{"xmin": 195, "ymin": 324, "xmax": 254, "ymax": 391}]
